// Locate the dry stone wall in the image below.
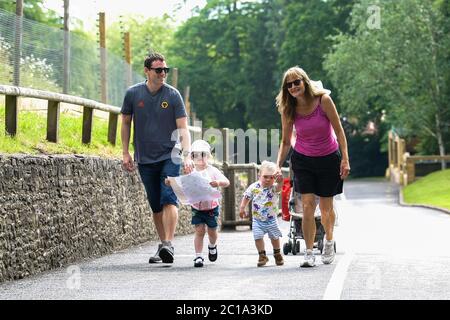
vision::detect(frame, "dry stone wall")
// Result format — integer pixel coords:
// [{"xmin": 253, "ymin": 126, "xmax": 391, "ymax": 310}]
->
[{"xmin": 0, "ymin": 154, "xmax": 192, "ymax": 282}]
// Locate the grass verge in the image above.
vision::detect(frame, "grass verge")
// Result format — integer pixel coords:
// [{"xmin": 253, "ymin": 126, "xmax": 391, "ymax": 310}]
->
[
  {"xmin": 403, "ymin": 169, "xmax": 450, "ymax": 210},
  {"xmin": 0, "ymin": 105, "xmax": 132, "ymax": 158}
]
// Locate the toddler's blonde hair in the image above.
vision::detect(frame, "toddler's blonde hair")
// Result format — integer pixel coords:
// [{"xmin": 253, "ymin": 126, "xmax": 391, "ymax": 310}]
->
[{"xmin": 259, "ymin": 160, "xmax": 277, "ymax": 175}]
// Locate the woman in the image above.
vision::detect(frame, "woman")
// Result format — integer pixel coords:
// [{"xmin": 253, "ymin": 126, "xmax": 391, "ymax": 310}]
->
[{"xmin": 275, "ymin": 66, "xmax": 350, "ymax": 267}]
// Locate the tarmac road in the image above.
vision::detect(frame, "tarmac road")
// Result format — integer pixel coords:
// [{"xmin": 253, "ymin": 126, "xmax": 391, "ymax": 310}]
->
[{"xmin": 0, "ymin": 178, "xmax": 449, "ymax": 300}]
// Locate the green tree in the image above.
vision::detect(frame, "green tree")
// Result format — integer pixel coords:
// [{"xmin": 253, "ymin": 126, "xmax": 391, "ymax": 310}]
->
[
  {"xmin": 278, "ymin": 0, "xmax": 354, "ymax": 85},
  {"xmin": 324, "ymin": 0, "xmax": 450, "ymax": 168},
  {"xmin": 0, "ymin": 0, "xmax": 61, "ymax": 26},
  {"xmin": 68, "ymin": 29, "xmax": 101, "ymax": 101},
  {"xmin": 169, "ymin": 0, "xmax": 285, "ymax": 130},
  {"xmin": 106, "ymin": 14, "xmax": 176, "ymax": 77}
]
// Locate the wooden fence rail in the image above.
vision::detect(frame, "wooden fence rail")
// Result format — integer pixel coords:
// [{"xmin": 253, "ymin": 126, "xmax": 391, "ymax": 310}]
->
[
  {"xmin": 387, "ymin": 130, "xmax": 450, "ymax": 185},
  {"xmin": 1, "ymin": 84, "xmax": 121, "ymax": 145},
  {"xmin": 221, "ymin": 163, "xmax": 289, "ymax": 229},
  {"xmin": 1, "ymin": 84, "xmax": 200, "ymax": 145},
  {"xmin": 1, "ymin": 84, "xmax": 291, "ymax": 229}
]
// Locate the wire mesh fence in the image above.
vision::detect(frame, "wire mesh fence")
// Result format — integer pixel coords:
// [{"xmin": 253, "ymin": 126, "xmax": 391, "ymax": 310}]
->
[{"xmin": 0, "ymin": 8, "xmax": 144, "ymax": 107}]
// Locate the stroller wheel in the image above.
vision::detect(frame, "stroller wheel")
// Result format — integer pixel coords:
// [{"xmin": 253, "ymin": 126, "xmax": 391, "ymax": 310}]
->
[
  {"xmin": 318, "ymin": 240, "xmax": 324, "ymax": 253},
  {"xmin": 291, "ymin": 240, "xmax": 299, "ymax": 255},
  {"xmin": 283, "ymin": 242, "xmax": 291, "ymax": 255}
]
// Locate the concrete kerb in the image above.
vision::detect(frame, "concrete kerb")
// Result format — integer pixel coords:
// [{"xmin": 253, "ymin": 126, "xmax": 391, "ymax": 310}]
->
[{"xmin": 399, "ymin": 186, "xmax": 450, "ymax": 215}]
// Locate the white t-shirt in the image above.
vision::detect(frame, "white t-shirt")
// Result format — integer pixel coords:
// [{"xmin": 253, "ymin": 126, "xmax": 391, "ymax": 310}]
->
[{"xmin": 191, "ymin": 165, "xmax": 228, "ymax": 211}]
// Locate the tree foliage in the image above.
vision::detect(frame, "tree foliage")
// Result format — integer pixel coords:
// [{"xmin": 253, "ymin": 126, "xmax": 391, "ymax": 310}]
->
[
  {"xmin": 106, "ymin": 14, "xmax": 176, "ymax": 78},
  {"xmin": 0, "ymin": 0, "xmax": 61, "ymax": 26},
  {"xmin": 6, "ymin": 0, "xmax": 449, "ymax": 175},
  {"xmin": 169, "ymin": 0, "xmax": 354, "ymax": 130},
  {"xmin": 324, "ymin": 0, "xmax": 450, "ymax": 158}
]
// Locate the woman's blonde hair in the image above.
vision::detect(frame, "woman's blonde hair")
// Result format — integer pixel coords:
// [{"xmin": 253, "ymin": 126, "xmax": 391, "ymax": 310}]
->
[{"xmin": 275, "ymin": 66, "xmax": 329, "ymax": 122}]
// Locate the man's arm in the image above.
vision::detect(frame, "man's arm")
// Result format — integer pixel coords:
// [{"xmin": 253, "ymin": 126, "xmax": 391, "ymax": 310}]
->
[{"xmin": 121, "ymin": 114, "xmax": 134, "ymax": 171}]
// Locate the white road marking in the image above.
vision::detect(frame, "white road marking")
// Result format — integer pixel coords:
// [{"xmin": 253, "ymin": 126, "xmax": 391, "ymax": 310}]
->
[
  {"xmin": 322, "ymin": 251, "xmax": 354, "ymax": 300},
  {"xmin": 323, "ymin": 189, "xmax": 353, "ymax": 300}
]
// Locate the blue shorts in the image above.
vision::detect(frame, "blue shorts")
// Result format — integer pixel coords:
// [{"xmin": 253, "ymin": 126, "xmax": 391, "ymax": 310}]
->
[
  {"xmin": 191, "ymin": 206, "xmax": 220, "ymax": 229},
  {"xmin": 138, "ymin": 159, "xmax": 181, "ymax": 213}
]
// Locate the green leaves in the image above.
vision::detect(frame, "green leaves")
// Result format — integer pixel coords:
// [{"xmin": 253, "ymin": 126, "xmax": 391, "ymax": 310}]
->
[
  {"xmin": 324, "ymin": 0, "xmax": 450, "ymax": 155},
  {"xmin": 168, "ymin": 0, "xmax": 351, "ymax": 130}
]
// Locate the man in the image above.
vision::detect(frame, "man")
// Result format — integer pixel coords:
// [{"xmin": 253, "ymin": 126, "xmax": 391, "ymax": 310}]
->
[{"xmin": 121, "ymin": 52, "xmax": 193, "ymax": 264}]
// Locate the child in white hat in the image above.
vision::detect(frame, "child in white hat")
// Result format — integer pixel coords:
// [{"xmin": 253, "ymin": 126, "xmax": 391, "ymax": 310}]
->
[{"xmin": 167, "ymin": 139, "xmax": 230, "ymax": 267}]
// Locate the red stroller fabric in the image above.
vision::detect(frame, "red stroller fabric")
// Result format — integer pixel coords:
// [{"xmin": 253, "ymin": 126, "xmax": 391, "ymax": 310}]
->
[{"xmin": 281, "ymin": 178, "xmax": 291, "ymax": 221}]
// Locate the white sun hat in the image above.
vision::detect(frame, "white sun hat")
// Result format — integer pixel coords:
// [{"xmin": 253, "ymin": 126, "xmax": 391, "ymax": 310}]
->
[
  {"xmin": 311, "ymin": 80, "xmax": 331, "ymax": 95},
  {"xmin": 191, "ymin": 140, "xmax": 211, "ymax": 154}
]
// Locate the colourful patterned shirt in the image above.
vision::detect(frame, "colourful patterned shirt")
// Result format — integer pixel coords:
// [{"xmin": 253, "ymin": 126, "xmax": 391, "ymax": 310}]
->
[{"xmin": 243, "ymin": 182, "xmax": 280, "ymax": 221}]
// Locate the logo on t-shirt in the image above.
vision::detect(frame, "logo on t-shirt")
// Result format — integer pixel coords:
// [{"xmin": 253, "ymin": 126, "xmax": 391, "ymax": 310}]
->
[
  {"xmin": 161, "ymin": 101, "xmax": 169, "ymax": 109},
  {"xmin": 137, "ymin": 101, "xmax": 145, "ymax": 108}
]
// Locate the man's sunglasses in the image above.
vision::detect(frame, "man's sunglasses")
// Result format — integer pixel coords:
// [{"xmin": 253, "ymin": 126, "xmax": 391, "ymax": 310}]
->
[
  {"xmin": 285, "ymin": 79, "xmax": 302, "ymax": 88},
  {"xmin": 149, "ymin": 67, "xmax": 170, "ymax": 74}
]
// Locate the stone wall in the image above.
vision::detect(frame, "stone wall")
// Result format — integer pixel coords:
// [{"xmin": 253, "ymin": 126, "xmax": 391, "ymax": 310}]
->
[{"xmin": 0, "ymin": 154, "xmax": 192, "ymax": 283}]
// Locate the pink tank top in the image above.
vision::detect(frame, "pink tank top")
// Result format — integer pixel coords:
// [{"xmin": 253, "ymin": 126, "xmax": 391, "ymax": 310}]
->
[{"xmin": 293, "ymin": 100, "xmax": 339, "ymax": 157}]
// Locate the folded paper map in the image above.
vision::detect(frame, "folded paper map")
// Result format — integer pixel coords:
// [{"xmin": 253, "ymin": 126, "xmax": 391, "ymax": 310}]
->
[{"xmin": 168, "ymin": 171, "xmax": 222, "ymax": 205}]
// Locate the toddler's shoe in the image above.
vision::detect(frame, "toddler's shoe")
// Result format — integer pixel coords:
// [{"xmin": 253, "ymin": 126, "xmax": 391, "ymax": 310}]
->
[
  {"xmin": 208, "ymin": 245, "xmax": 217, "ymax": 262},
  {"xmin": 274, "ymin": 252, "xmax": 284, "ymax": 266},
  {"xmin": 194, "ymin": 256, "xmax": 204, "ymax": 268},
  {"xmin": 257, "ymin": 254, "xmax": 269, "ymax": 267}
]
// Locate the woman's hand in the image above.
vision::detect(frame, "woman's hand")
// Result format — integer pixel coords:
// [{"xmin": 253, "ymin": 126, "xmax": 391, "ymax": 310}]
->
[
  {"xmin": 275, "ymin": 174, "xmax": 284, "ymax": 184},
  {"xmin": 274, "ymin": 166, "xmax": 283, "ymax": 181},
  {"xmin": 340, "ymin": 159, "xmax": 350, "ymax": 180}
]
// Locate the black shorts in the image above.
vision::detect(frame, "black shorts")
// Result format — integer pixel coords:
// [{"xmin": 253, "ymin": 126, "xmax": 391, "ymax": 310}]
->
[{"xmin": 290, "ymin": 149, "xmax": 343, "ymax": 197}]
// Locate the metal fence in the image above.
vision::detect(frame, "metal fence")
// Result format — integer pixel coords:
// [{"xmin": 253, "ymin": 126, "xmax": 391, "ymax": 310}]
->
[{"xmin": 0, "ymin": 8, "xmax": 144, "ymax": 107}]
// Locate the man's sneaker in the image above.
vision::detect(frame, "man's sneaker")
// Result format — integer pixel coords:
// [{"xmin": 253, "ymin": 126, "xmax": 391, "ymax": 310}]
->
[
  {"xmin": 257, "ymin": 254, "xmax": 269, "ymax": 267},
  {"xmin": 321, "ymin": 240, "xmax": 336, "ymax": 264},
  {"xmin": 300, "ymin": 249, "xmax": 316, "ymax": 268},
  {"xmin": 148, "ymin": 244, "xmax": 162, "ymax": 264},
  {"xmin": 208, "ymin": 245, "xmax": 218, "ymax": 262},
  {"xmin": 159, "ymin": 245, "xmax": 174, "ymax": 263},
  {"xmin": 194, "ymin": 256, "xmax": 204, "ymax": 267}
]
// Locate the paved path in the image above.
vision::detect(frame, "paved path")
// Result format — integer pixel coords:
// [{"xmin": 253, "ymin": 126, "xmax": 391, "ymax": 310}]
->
[{"xmin": 0, "ymin": 178, "xmax": 449, "ymax": 300}]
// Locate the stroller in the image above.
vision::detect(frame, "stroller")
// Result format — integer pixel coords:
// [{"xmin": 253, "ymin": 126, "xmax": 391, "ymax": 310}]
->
[{"xmin": 281, "ymin": 178, "xmax": 337, "ymax": 255}]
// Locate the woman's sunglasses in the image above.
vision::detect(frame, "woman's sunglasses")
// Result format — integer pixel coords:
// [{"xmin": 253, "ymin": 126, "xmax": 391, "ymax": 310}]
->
[{"xmin": 285, "ymin": 79, "xmax": 302, "ymax": 88}]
